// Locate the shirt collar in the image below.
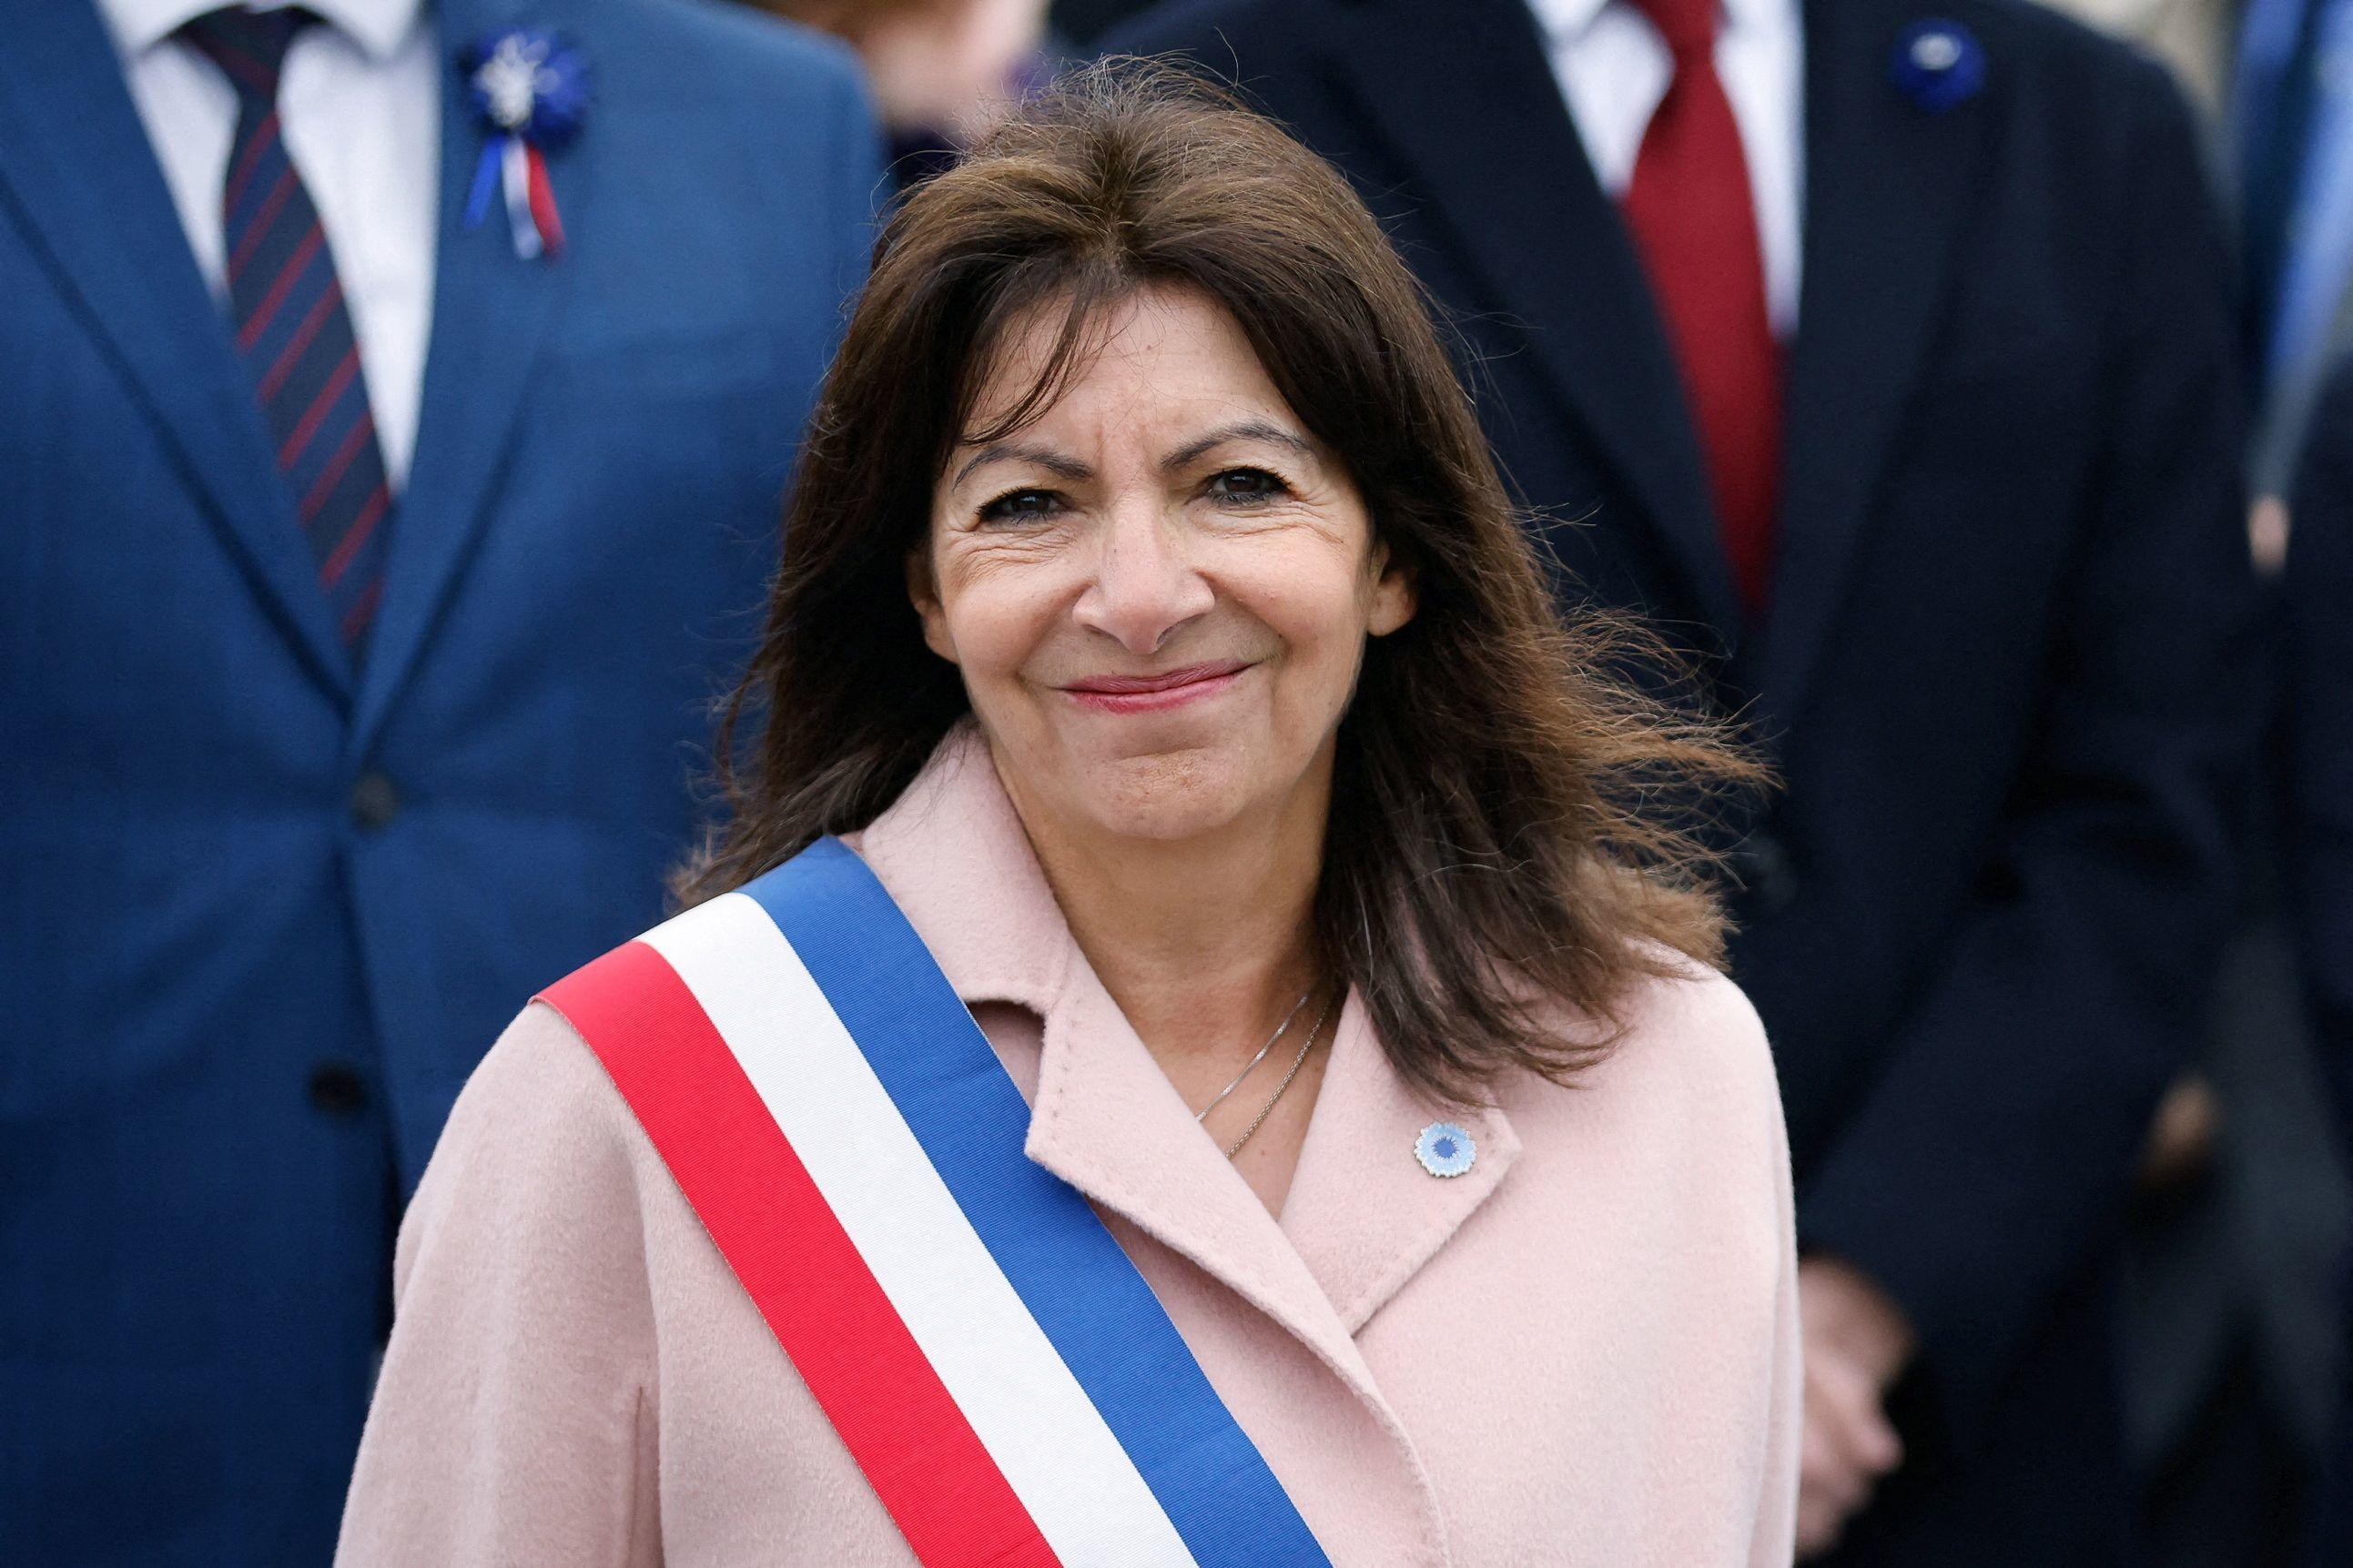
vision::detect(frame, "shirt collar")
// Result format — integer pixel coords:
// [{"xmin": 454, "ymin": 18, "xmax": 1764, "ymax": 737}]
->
[
  {"xmin": 1526, "ymin": 0, "xmax": 1612, "ymax": 42},
  {"xmin": 98, "ymin": 0, "xmax": 426, "ymax": 64},
  {"xmin": 1524, "ymin": 0, "xmax": 1790, "ymax": 45}
]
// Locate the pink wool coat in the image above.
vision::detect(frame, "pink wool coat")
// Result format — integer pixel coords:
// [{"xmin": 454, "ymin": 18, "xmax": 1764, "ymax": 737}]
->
[{"xmin": 336, "ymin": 731, "xmax": 1800, "ymax": 1566}]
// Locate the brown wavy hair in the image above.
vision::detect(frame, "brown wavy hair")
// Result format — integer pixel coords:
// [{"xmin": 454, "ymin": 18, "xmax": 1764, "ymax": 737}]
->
[{"xmin": 684, "ymin": 62, "xmax": 1765, "ymax": 1100}]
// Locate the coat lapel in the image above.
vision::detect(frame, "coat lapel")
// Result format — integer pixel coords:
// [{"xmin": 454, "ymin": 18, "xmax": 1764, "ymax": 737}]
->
[
  {"xmin": 1022, "ymin": 973, "xmax": 1480, "ymax": 1563},
  {"xmin": 1022, "ymin": 966, "xmax": 1382, "ymax": 1390},
  {"xmin": 1324, "ymin": 0, "xmax": 1742, "ymax": 641},
  {"xmin": 347, "ymin": 0, "xmax": 586, "ymax": 757},
  {"xmin": 1013, "ymin": 921, "xmax": 1529, "ymax": 1476},
  {"xmin": 1278, "ymin": 996, "xmax": 1520, "ymax": 1334},
  {"xmin": 1752, "ymin": 0, "xmax": 1993, "ymax": 727},
  {"xmin": 0, "ymin": 0, "xmax": 352, "ymax": 697},
  {"xmin": 857, "ymin": 731, "xmax": 1518, "ymax": 1415}
]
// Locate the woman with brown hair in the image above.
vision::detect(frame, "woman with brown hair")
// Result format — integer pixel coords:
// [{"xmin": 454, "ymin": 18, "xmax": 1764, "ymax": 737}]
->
[{"xmin": 335, "ymin": 65, "xmax": 1799, "ymax": 1568}]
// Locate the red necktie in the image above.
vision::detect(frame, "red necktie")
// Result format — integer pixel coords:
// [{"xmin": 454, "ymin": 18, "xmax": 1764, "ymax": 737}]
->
[{"xmin": 1620, "ymin": 0, "xmax": 1782, "ymax": 616}]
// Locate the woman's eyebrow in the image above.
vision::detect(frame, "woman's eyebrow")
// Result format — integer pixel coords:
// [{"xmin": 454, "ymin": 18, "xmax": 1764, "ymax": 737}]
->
[
  {"xmin": 1160, "ymin": 420, "xmax": 1316, "ymax": 472},
  {"xmin": 950, "ymin": 441, "xmax": 1094, "ymax": 488}
]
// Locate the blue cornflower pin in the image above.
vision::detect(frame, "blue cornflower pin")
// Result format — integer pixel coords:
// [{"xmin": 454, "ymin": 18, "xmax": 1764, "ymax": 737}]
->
[
  {"xmin": 1891, "ymin": 20, "xmax": 1987, "ymax": 113},
  {"xmin": 461, "ymin": 28, "xmax": 592, "ymax": 259},
  {"xmin": 1415, "ymin": 1120, "xmax": 1477, "ymax": 1179}
]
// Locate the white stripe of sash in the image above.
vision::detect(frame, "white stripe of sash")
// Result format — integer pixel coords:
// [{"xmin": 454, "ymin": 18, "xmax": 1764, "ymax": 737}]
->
[{"xmin": 644, "ymin": 895, "xmax": 1201, "ymax": 1568}]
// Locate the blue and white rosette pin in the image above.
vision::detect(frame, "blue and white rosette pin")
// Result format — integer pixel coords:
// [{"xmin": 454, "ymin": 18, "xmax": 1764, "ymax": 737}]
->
[
  {"xmin": 1415, "ymin": 1120, "xmax": 1476, "ymax": 1179},
  {"xmin": 461, "ymin": 28, "xmax": 590, "ymax": 259}
]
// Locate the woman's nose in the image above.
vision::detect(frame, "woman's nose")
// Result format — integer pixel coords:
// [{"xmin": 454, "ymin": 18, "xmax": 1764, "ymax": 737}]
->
[{"xmin": 1072, "ymin": 505, "xmax": 1214, "ymax": 654}]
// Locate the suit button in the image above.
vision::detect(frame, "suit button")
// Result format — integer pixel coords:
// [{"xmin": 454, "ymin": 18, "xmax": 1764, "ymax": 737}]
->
[
  {"xmin": 307, "ymin": 1060, "xmax": 369, "ymax": 1117},
  {"xmin": 350, "ymin": 772, "xmax": 401, "ymax": 832}
]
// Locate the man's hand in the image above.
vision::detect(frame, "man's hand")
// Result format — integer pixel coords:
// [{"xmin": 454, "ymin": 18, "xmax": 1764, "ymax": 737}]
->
[{"xmin": 1796, "ymin": 1255, "xmax": 1916, "ymax": 1559}]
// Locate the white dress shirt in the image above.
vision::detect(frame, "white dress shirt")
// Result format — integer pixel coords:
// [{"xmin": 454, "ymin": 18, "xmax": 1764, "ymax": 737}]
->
[
  {"xmin": 97, "ymin": 0, "xmax": 440, "ymax": 487},
  {"xmin": 1526, "ymin": 0, "xmax": 1805, "ymax": 338}
]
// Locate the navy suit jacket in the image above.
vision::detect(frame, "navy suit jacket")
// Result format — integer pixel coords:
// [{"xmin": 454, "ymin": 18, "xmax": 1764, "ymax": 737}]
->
[
  {"xmin": 0, "ymin": 0, "xmax": 877, "ymax": 1560},
  {"xmin": 1114, "ymin": 0, "xmax": 2259, "ymax": 1558}
]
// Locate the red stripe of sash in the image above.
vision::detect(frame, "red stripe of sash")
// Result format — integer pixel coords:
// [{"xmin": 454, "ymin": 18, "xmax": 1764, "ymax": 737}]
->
[{"xmin": 540, "ymin": 942, "xmax": 1060, "ymax": 1568}]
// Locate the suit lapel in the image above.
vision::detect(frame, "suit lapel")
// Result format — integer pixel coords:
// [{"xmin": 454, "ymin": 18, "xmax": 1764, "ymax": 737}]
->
[
  {"xmin": 347, "ymin": 0, "xmax": 585, "ymax": 757},
  {"xmin": 1324, "ymin": 0, "xmax": 1742, "ymax": 640},
  {"xmin": 1754, "ymin": 0, "xmax": 1993, "ymax": 727},
  {"xmin": 0, "ymin": 0, "xmax": 352, "ymax": 697}
]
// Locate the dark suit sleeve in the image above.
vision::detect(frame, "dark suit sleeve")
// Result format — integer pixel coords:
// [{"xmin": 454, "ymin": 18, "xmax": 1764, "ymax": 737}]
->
[
  {"xmin": 1794, "ymin": 61, "xmax": 2263, "ymax": 1450},
  {"xmin": 2288, "ymin": 362, "xmax": 2353, "ymax": 1145}
]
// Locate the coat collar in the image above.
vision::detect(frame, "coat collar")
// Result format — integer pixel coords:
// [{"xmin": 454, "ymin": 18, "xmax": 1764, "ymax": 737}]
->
[
  {"xmin": 852, "ymin": 726, "xmax": 1522, "ymax": 1364},
  {"xmin": 848, "ymin": 724, "xmax": 1071, "ymax": 1017},
  {"xmin": 1280, "ymin": 992, "xmax": 1521, "ymax": 1335}
]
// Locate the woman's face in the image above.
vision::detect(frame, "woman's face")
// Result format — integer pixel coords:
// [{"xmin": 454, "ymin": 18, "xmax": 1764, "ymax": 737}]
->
[{"xmin": 916, "ymin": 284, "xmax": 1415, "ymax": 847}]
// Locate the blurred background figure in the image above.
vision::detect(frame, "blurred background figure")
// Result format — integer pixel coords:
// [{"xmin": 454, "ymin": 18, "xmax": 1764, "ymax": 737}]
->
[
  {"xmin": 1112, "ymin": 0, "xmax": 2261, "ymax": 1562},
  {"xmin": 2040, "ymin": 0, "xmax": 2353, "ymax": 1559},
  {"xmin": 0, "ymin": 0, "xmax": 876, "ymax": 1562},
  {"xmin": 2040, "ymin": 0, "xmax": 2234, "ymax": 104},
  {"xmin": 2286, "ymin": 358, "xmax": 2353, "ymax": 1564},
  {"xmin": 2221, "ymin": 24, "xmax": 2353, "ymax": 1550},
  {"xmin": 2239, "ymin": 0, "xmax": 2353, "ymax": 501},
  {"xmin": 755, "ymin": 0, "xmax": 1056, "ymax": 184}
]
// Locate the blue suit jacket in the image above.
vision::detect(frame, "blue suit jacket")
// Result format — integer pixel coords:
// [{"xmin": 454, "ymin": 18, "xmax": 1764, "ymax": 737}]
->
[
  {"xmin": 1113, "ymin": 0, "xmax": 2261, "ymax": 1560},
  {"xmin": 0, "ymin": 0, "xmax": 877, "ymax": 1559}
]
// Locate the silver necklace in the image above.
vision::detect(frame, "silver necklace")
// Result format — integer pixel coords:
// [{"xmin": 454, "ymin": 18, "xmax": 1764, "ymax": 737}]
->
[
  {"xmin": 1192, "ymin": 987, "xmax": 1313, "ymax": 1124},
  {"xmin": 1217, "ymin": 988, "xmax": 1335, "ymax": 1160}
]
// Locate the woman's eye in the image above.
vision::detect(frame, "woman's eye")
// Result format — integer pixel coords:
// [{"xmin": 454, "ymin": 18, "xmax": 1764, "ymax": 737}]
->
[
  {"xmin": 976, "ymin": 488, "xmax": 1063, "ymax": 524},
  {"xmin": 1205, "ymin": 468, "xmax": 1289, "ymax": 504}
]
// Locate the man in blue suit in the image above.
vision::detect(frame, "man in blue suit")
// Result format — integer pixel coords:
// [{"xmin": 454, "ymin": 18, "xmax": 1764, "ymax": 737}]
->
[
  {"xmin": 1113, "ymin": 0, "xmax": 2259, "ymax": 1561},
  {"xmin": 0, "ymin": 0, "xmax": 877, "ymax": 1560}
]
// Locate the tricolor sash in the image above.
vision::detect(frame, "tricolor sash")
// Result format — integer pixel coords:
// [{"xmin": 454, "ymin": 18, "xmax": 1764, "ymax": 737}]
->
[{"xmin": 539, "ymin": 836, "xmax": 1331, "ymax": 1568}]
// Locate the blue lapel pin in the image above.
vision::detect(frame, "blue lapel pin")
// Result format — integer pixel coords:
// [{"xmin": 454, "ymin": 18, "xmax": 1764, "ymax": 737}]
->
[
  {"xmin": 1892, "ymin": 19, "xmax": 1986, "ymax": 113},
  {"xmin": 1415, "ymin": 1120, "xmax": 1477, "ymax": 1179}
]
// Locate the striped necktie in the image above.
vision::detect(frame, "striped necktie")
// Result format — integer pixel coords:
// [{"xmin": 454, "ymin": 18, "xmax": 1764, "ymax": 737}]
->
[{"xmin": 180, "ymin": 5, "xmax": 393, "ymax": 651}]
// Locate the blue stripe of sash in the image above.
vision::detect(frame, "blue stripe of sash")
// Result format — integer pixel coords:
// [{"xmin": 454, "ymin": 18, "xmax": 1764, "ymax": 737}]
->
[{"xmin": 742, "ymin": 837, "xmax": 1331, "ymax": 1568}]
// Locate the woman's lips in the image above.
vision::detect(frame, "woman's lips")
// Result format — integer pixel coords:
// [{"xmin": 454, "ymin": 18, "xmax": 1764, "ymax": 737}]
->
[{"xmin": 1060, "ymin": 661, "xmax": 1251, "ymax": 713}]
